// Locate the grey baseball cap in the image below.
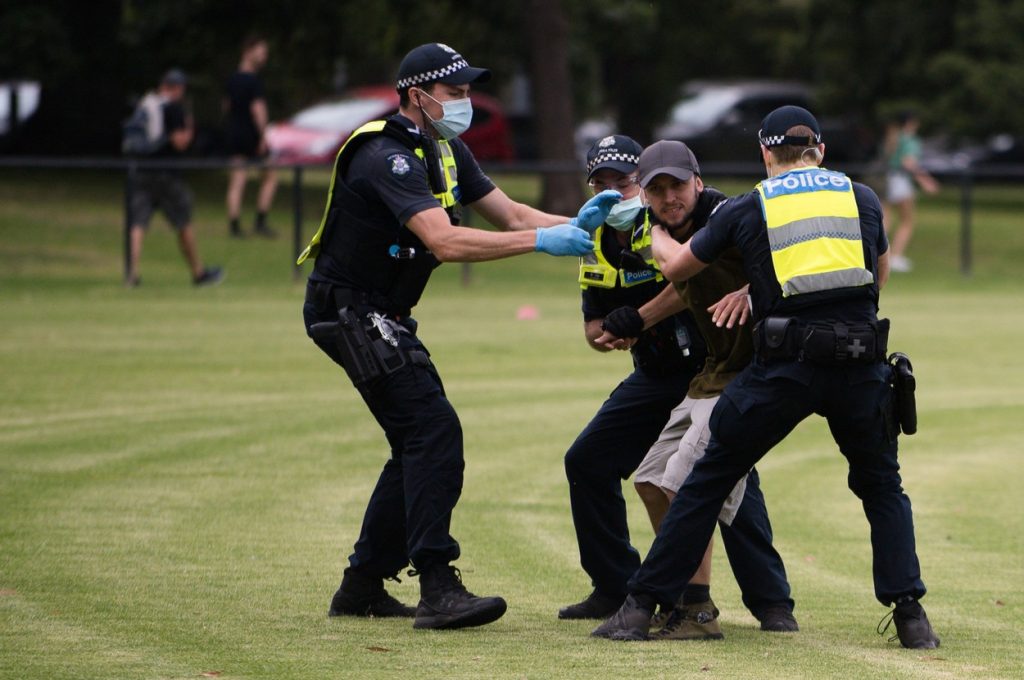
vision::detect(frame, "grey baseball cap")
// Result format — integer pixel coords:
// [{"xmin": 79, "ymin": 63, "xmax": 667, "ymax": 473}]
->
[
  {"xmin": 637, "ymin": 140, "xmax": 701, "ymax": 188},
  {"xmin": 161, "ymin": 68, "xmax": 188, "ymax": 87}
]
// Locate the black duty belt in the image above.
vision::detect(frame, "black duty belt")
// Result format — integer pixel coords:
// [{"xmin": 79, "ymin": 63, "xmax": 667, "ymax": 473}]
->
[
  {"xmin": 753, "ymin": 317, "xmax": 889, "ymax": 364},
  {"xmin": 309, "ymin": 282, "xmax": 406, "ymax": 319}
]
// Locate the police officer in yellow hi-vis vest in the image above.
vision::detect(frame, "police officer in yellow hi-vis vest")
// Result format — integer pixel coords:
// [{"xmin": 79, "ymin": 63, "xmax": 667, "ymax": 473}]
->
[
  {"xmin": 593, "ymin": 106, "xmax": 939, "ymax": 651},
  {"xmin": 562, "ymin": 137, "xmax": 795, "ymax": 639},
  {"xmin": 299, "ymin": 43, "xmax": 621, "ymax": 631}
]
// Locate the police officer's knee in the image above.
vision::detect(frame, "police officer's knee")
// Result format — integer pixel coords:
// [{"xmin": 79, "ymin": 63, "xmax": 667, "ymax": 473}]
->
[{"xmin": 847, "ymin": 470, "xmax": 904, "ymax": 500}]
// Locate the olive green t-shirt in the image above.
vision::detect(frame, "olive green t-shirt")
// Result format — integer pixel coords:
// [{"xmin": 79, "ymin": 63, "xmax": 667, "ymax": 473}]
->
[{"xmin": 675, "ymin": 246, "xmax": 753, "ymax": 398}]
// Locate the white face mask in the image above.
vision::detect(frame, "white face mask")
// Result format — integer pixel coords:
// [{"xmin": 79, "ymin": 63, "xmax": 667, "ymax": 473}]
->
[
  {"xmin": 418, "ymin": 89, "xmax": 473, "ymax": 140},
  {"xmin": 604, "ymin": 195, "xmax": 644, "ymax": 231}
]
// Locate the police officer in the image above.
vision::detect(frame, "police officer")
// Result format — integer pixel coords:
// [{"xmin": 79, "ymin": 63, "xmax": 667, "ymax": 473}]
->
[
  {"xmin": 593, "ymin": 106, "xmax": 939, "ymax": 650},
  {"xmin": 299, "ymin": 43, "xmax": 617, "ymax": 631},
  {"xmin": 561, "ymin": 136, "xmax": 795, "ymax": 638}
]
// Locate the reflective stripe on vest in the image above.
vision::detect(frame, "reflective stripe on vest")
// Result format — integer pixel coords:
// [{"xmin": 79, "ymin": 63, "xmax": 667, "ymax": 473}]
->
[
  {"xmin": 296, "ymin": 121, "xmax": 459, "ymax": 265},
  {"xmin": 578, "ymin": 212, "xmax": 663, "ymax": 289},
  {"xmin": 755, "ymin": 167, "xmax": 874, "ymax": 297}
]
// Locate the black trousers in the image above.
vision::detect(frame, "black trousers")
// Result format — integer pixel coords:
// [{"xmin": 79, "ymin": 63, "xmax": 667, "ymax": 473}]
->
[
  {"xmin": 629, "ymin": 358, "xmax": 927, "ymax": 608},
  {"xmin": 304, "ymin": 284, "xmax": 462, "ymax": 578},
  {"xmin": 565, "ymin": 368, "xmax": 794, "ymax": 617}
]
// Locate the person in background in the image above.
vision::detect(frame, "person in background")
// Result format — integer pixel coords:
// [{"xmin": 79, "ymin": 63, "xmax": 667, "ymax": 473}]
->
[
  {"xmin": 224, "ymin": 35, "xmax": 279, "ymax": 238},
  {"xmin": 126, "ymin": 69, "xmax": 223, "ymax": 288},
  {"xmin": 882, "ymin": 111, "xmax": 939, "ymax": 273}
]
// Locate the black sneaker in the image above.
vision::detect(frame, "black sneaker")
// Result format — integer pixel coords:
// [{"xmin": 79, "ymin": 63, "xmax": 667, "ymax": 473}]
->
[
  {"xmin": 328, "ymin": 569, "xmax": 416, "ymax": 618},
  {"xmin": 879, "ymin": 599, "xmax": 940, "ymax": 649},
  {"xmin": 254, "ymin": 225, "xmax": 278, "ymax": 239},
  {"xmin": 758, "ymin": 605, "xmax": 799, "ymax": 632},
  {"xmin": 590, "ymin": 594, "xmax": 654, "ymax": 640},
  {"xmin": 193, "ymin": 267, "xmax": 224, "ymax": 287},
  {"xmin": 412, "ymin": 565, "xmax": 507, "ymax": 630},
  {"xmin": 558, "ymin": 590, "xmax": 623, "ymax": 620}
]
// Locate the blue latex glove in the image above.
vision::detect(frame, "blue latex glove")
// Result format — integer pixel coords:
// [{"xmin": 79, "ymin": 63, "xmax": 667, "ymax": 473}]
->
[
  {"xmin": 535, "ymin": 224, "xmax": 595, "ymax": 257},
  {"xmin": 570, "ymin": 189, "xmax": 623, "ymax": 234}
]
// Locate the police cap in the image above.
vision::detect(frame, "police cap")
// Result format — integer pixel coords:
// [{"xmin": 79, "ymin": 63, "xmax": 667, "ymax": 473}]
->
[
  {"xmin": 637, "ymin": 140, "xmax": 701, "ymax": 188},
  {"xmin": 586, "ymin": 135, "xmax": 642, "ymax": 179},
  {"xmin": 396, "ymin": 43, "xmax": 491, "ymax": 91},
  {"xmin": 758, "ymin": 105, "xmax": 822, "ymax": 147}
]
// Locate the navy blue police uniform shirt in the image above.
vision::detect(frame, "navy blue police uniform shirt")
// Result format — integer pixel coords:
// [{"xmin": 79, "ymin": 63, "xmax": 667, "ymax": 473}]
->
[
  {"xmin": 346, "ymin": 114, "xmax": 495, "ymax": 227},
  {"xmin": 311, "ymin": 114, "xmax": 496, "ymax": 286},
  {"xmin": 690, "ymin": 181, "xmax": 889, "ymax": 327}
]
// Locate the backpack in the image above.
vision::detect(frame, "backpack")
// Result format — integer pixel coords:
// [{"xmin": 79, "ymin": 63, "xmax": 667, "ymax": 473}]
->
[{"xmin": 121, "ymin": 92, "xmax": 167, "ymax": 155}]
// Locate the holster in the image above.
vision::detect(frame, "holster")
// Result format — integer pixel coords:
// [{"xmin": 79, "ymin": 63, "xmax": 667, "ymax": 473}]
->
[
  {"xmin": 888, "ymin": 352, "xmax": 918, "ymax": 435},
  {"xmin": 309, "ymin": 307, "xmax": 412, "ymax": 386}
]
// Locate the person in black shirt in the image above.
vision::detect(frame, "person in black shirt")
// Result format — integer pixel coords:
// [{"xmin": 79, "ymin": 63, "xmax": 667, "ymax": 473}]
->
[
  {"xmin": 300, "ymin": 43, "xmax": 614, "ymax": 631},
  {"xmin": 593, "ymin": 106, "xmax": 939, "ymax": 650},
  {"xmin": 224, "ymin": 35, "xmax": 278, "ymax": 238},
  {"xmin": 126, "ymin": 69, "xmax": 222, "ymax": 287}
]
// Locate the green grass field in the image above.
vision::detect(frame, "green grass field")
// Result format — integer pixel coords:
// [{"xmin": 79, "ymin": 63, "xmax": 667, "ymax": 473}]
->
[{"xmin": 1, "ymin": 168, "xmax": 1023, "ymax": 679}]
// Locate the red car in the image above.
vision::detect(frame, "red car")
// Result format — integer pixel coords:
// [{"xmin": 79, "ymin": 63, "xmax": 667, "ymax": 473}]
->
[{"xmin": 266, "ymin": 85, "xmax": 514, "ymax": 164}]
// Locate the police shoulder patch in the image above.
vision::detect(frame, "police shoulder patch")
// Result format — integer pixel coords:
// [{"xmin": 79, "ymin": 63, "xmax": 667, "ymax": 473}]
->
[{"xmin": 387, "ymin": 153, "xmax": 412, "ymax": 178}]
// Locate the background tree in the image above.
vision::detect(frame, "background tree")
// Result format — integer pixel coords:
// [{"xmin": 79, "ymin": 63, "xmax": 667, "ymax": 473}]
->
[{"xmin": 2, "ymin": 0, "xmax": 1022, "ymax": 158}]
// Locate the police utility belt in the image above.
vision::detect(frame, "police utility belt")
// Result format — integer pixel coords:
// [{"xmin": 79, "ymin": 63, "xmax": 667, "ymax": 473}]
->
[
  {"xmin": 308, "ymin": 283, "xmax": 429, "ymax": 386},
  {"xmin": 752, "ymin": 316, "xmax": 890, "ymax": 364}
]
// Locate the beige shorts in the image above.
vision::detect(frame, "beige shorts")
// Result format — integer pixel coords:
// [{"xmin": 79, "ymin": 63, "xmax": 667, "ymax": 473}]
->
[
  {"xmin": 886, "ymin": 171, "xmax": 915, "ymax": 203},
  {"xmin": 634, "ymin": 395, "xmax": 747, "ymax": 525}
]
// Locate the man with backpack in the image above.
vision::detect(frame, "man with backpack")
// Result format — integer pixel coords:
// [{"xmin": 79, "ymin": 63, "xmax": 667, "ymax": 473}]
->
[{"xmin": 124, "ymin": 69, "xmax": 223, "ymax": 287}]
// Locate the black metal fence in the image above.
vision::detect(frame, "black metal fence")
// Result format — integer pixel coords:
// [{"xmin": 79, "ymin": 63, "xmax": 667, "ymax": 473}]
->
[{"xmin": 2, "ymin": 155, "xmax": 1023, "ymax": 280}]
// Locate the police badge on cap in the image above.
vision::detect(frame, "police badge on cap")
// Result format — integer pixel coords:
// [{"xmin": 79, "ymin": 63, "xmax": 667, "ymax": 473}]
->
[
  {"xmin": 585, "ymin": 135, "xmax": 643, "ymax": 179},
  {"xmin": 396, "ymin": 43, "xmax": 492, "ymax": 90}
]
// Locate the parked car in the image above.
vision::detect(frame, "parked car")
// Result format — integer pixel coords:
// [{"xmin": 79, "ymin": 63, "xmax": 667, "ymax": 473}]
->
[
  {"xmin": 653, "ymin": 80, "xmax": 867, "ymax": 163},
  {"xmin": 266, "ymin": 85, "xmax": 515, "ymax": 164},
  {"xmin": 0, "ymin": 80, "xmax": 41, "ymax": 136},
  {"xmin": 919, "ymin": 133, "xmax": 1024, "ymax": 174}
]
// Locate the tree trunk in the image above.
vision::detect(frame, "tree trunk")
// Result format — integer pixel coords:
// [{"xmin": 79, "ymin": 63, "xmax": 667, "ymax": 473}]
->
[{"xmin": 526, "ymin": 0, "xmax": 584, "ymax": 216}]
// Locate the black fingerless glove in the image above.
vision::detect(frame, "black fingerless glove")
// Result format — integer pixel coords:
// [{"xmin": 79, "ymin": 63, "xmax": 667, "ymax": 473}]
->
[{"xmin": 601, "ymin": 306, "xmax": 644, "ymax": 339}]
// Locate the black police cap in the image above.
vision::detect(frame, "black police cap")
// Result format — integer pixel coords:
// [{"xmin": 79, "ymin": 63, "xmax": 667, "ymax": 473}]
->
[
  {"xmin": 586, "ymin": 135, "xmax": 643, "ymax": 179},
  {"xmin": 396, "ymin": 43, "xmax": 491, "ymax": 90},
  {"xmin": 758, "ymin": 105, "xmax": 822, "ymax": 147}
]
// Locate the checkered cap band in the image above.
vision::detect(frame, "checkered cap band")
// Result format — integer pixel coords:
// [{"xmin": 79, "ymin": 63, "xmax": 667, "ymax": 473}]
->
[
  {"xmin": 587, "ymin": 151, "xmax": 640, "ymax": 174},
  {"xmin": 397, "ymin": 59, "xmax": 470, "ymax": 89},
  {"xmin": 758, "ymin": 131, "xmax": 821, "ymax": 147}
]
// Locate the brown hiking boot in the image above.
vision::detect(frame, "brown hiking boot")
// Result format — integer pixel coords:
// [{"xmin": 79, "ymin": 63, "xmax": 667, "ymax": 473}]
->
[{"xmin": 650, "ymin": 599, "xmax": 724, "ymax": 641}]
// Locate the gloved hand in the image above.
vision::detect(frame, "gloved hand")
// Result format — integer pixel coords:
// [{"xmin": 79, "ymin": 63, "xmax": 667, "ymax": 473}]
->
[
  {"xmin": 601, "ymin": 306, "xmax": 644, "ymax": 339},
  {"xmin": 570, "ymin": 190, "xmax": 622, "ymax": 234},
  {"xmin": 535, "ymin": 224, "xmax": 595, "ymax": 257}
]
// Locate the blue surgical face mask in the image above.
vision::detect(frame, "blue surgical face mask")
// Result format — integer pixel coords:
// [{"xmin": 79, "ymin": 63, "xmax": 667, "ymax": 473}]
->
[
  {"xmin": 604, "ymin": 195, "xmax": 644, "ymax": 231},
  {"xmin": 419, "ymin": 89, "xmax": 473, "ymax": 140}
]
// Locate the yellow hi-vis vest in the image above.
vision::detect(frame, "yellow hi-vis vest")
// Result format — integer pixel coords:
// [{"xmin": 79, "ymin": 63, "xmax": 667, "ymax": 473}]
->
[
  {"xmin": 579, "ymin": 211, "xmax": 663, "ymax": 289},
  {"xmin": 296, "ymin": 120, "xmax": 459, "ymax": 265},
  {"xmin": 755, "ymin": 167, "xmax": 874, "ymax": 297}
]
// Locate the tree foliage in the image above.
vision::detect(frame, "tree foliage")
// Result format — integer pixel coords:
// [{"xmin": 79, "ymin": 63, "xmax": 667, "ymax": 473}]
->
[{"xmin": 1, "ymin": 0, "xmax": 1022, "ymax": 155}]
